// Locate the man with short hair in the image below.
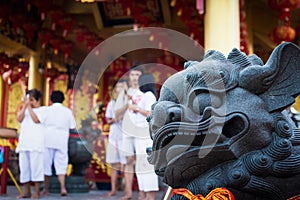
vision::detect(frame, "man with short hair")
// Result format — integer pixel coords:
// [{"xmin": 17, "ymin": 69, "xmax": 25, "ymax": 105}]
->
[{"xmin": 42, "ymin": 90, "xmax": 76, "ymax": 196}]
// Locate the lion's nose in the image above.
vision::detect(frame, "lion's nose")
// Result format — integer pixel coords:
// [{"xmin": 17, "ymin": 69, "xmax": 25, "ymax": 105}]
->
[{"xmin": 151, "ymin": 101, "xmax": 182, "ymax": 130}]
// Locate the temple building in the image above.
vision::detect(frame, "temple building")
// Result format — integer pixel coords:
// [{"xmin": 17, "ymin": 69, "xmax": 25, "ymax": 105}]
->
[{"xmin": 1, "ymin": 0, "xmax": 300, "ymax": 191}]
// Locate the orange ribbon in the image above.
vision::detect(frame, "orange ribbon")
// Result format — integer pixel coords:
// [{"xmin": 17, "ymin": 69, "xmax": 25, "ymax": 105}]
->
[
  {"xmin": 288, "ymin": 195, "xmax": 300, "ymax": 200},
  {"xmin": 172, "ymin": 188, "xmax": 235, "ymax": 200},
  {"xmin": 172, "ymin": 188, "xmax": 300, "ymax": 200}
]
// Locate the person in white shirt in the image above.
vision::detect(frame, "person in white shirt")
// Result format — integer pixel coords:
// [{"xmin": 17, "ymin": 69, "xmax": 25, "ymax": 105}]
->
[
  {"xmin": 114, "ymin": 65, "xmax": 144, "ymax": 200},
  {"xmin": 127, "ymin": 74, "xmax": 159, "ymax": 200},
  {"xmin": 42, "ymin": 90, "xmax": 76, "ymax": 197},
  {"xmin": 16, "ymin": 89, "xmax": 46, "ymax": 199},
  {"xmin": 104, "ymin": 79, "xmax": 128, "ymax": 197}
]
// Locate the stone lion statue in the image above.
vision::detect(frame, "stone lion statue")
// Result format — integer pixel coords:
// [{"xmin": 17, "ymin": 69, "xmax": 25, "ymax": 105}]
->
[{"xmin": 147, "ymin": 42, "xmax": 300, "ymax": 200}]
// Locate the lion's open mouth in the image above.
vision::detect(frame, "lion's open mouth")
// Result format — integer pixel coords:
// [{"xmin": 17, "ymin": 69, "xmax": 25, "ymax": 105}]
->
[{"xmin": 148, "ymin": 112, "xmax": 249, "ymax": 177}]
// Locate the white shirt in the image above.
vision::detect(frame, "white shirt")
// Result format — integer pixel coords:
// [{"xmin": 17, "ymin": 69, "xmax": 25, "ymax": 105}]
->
[
  {"xmin": 44, "ymin": 103, "xmax": 76, "ymax": 151},
  {"xmin": 114, "ymin": 89, "xmax": 127, "ymax": 112},
  {"xmin": 134, "ymin": 91, "xmax": 156, "ymax": 128},
  {"xmin": 121, "ymin": 88, "xmax": 144, "ymax": 137},
  {"xmin": 105, "ymin": 100, "xmax": 123, "ymax": 141},
  {"xmin": 16, "ymin": 106, "xmax": 47, "ymax": 153},
  {"xmin": 126, "ymin": 88, "xmax": 143, "ymax": 123}
]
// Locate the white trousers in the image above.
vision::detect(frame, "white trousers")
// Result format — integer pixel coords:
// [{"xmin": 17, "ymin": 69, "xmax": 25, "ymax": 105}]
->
[
  {"xmin": 19, "ymin": 151, "xmax": 44, "ymax": 183},
  {"xmin": 121, "ymin": 135, "xmax": 135, "ymax": 157},
  {"xmin": 135, "ymin": 137, "xmax": 159, "ymax": 192},
  {"xmin": 106, "ymin": 139, "xmax": 126, "ymax": 164},
  {"xmin": 44, "ymin": 148, "xmax": 68, "ymax": 176}
]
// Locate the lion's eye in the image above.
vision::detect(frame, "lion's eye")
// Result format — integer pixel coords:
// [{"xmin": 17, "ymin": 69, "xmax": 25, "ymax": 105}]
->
[
  {"xmin": 220, "ymin": 71, "xmax": 225, "ymax": 78},
  {"xmin": 190, "ymin": 92, "xmax": 223, "ymax": 115},
  {"xmin": 191, "ymin": 92, "xmax": 211, "ymax": 115}
]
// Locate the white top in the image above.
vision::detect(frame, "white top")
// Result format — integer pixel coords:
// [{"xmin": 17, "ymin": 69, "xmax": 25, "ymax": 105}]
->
[
  {"xmin": 114, "ymin": 88, "xmax": 143, "ymax": 110},
  {"xmin": 126, "ymin": 88, "xmax": 143, "ymax": 122},
  {"xmin": 16, "ymin": 106, "xmax": 47, "ymax": 153},
  {"xmin": 114, "ymin": 89, "xmax": 127, "ymax": 112},
  {"xmin": 119, "ymin": 88, "xmax": 143, "ymax": 137},
  {"xmin": 105, "ymin": 100, "xmax": 123, "ymax": 141},
  {"xmin": 44, "ymin": 103, "xmax": 76, "ymax": 151},
  {"xmin": 134, "ymin": 91, "xmax": 156, "ymax": 128}
]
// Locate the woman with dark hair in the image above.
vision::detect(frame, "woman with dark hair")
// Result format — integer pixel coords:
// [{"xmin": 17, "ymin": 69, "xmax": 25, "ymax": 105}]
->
[
  {"xmin": 139, "ymin": 74, "xmax": 157, "ymax": 98},
  {"xmin": 16, "ymin": 89, "xmax": 46, "ymax": 199},
  {"xmin": 128, "ymin": 74, "xmax": 159, "ymax": 200}
]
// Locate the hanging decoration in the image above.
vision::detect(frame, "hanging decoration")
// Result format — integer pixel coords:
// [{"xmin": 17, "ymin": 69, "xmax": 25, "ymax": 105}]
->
[
  {"xmin": 270, "ymin": 7, "xmax": 296, "ymax": 44},
  {"xmin": 239, "ymin": 0, "xmax": 249, "ymax": 55},
  {"xmin": 171, "ymin": 0, "xmax": 204, "ymax": 46},
  {"xmin": 0, "ymin": 1, "xmax": 41, "ymax": 47},
  {"xmin": 45, "ymin": 67, "xmax": 60, "ymax": 80},
  {"xmin": 9, "ymin": 14, "xmax": 27, "ymax": 34},
  {"xmin": 0, "ymin": 52, "xmax": 29, "ymax": 85},
  {"xmin": 115, "ymin": 0, "xmax": 167, "ymax": 48},
  {"xmin": 32, "ymin": 0, "xmax": 52, "ymax": 21},
  {"xmin": 196, "ymin": 0, "xmax": 204, "ymax": 15},
  {"xmin": 268, "ymin": 0, "xmax": 300, "ymax": 44},
  {"xmin": 84, "ymin": 32, "xmax": 99, "ymax": 51},
  {"xmin": 2, "ymin": 70, "xmax": 12, "ymax": 83},
  {"xmin": 23, "ymin": 21, "xmax": 39, "ymax": 43},
  {"xmin": 73, "ymin": 24, "xmax": 89, "ymax": 44},
  {"xmin": 268, "ymin": 0, "xmax": 300, "ymax": 11},
  {"xmin": 58, "ymin": 14, "xmax": 74, "ymax": 37},
  {"xmin": 110, "ymin": 57, "xmax": 130, "ymax": 72},
  {"xmin": 14, "ymin": 61, "xmax": 29, "ymax": 84},
  {"xmin": 38, "ymin": 28, "xmax": 55, "ymax": 48},
  {"xmin": 0, "ymin": 0, "xmax": 120, "ymax": 66},
  {"xmin": 16, "ymin": 61, "xmax": 30, "ymax": 77},
  {"xmin": 49, "ymin": 36, "xmax": 64, "ymax": 55},
  {"xmin": 72, "ymin": 24, "xmax": 103, "ymax": 52},
  {"xmin": 61, "ymin": 40, "xmax": 74, "ymax": 60},
  {"xmin": 47, "ymin": 7, "xmax": 64, "ymax": 31}
]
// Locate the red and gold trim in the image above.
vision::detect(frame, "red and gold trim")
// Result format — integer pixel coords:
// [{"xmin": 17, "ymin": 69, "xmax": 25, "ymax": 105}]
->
[{"xmin": 172, "ymin": 188, "xmax": 235, "ymax": 200}]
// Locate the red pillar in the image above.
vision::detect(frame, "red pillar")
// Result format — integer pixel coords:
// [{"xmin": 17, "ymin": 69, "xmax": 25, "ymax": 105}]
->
[
  {"xmin": 0, "ymin": 146, "xmax": 10, "ymax": 195},
  {"xmin": 1, "ymin": 82, "xmax": 8, "ymax": 127}
]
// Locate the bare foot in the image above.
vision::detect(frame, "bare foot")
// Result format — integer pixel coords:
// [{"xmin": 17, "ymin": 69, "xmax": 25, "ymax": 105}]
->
[
  {"xmin": 31, "ymin": 193, "xmax": 40, "ymax": 199},
  {"xmin": 60, "ymin": 189, "xmax": 67, "ymax": 197},
  {"xmin": 119, "ymin": 195, "xmax": 133, "ymax": 200},
  {"xmin": 17, "ymin": 194, "xmax": 31, "ymax": 199},
  {"xmin": 60, "ymin": 192, "xmax": 67, "ymax": 197},
  {"xmin": 103, "ymin": 191, "xmax": 117, "ymax": 197},
  {"xmin": 40, "ymin": 190, "xmax": 49, "ymax": 196},
  {"xmin": 138, "ymin": 191, "xmax": 145, "ymax": 200}
]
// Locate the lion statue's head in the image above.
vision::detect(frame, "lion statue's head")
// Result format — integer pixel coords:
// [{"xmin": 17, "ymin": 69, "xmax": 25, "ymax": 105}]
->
[{"xmin": 147, "ymin": 42, "xmax": 300, "ymax": 200}]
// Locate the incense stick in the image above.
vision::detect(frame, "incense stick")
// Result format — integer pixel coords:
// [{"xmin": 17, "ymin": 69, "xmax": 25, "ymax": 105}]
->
[{"xmin": 163, "ymin": 186, "xmax": 173, "ymax": 200}]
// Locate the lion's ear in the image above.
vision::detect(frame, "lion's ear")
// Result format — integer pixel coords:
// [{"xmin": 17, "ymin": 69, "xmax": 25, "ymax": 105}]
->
[{"xmin": 239, "ymin": 42, "xmax": 300, "ymax": 112}]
